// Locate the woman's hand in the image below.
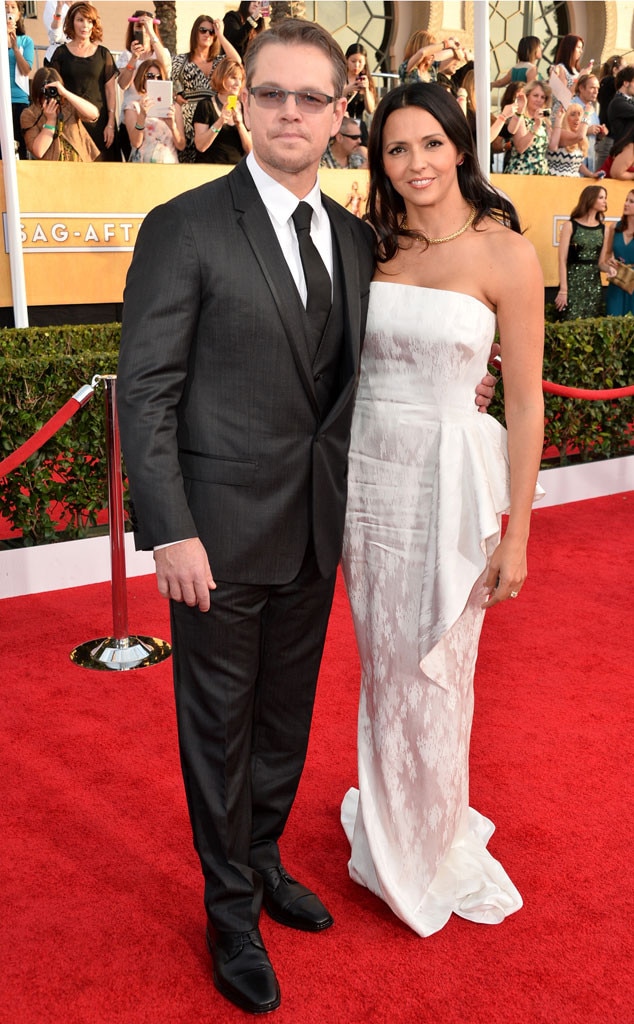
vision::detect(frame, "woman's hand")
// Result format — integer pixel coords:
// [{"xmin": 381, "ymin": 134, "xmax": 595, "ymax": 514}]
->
[
  {"xmin": 103, "ymin": 121, "xmax": 115, "ymax": 148},
  {"xmin": 130, "ymin": 40, "xmax": 144, "ymax": 61},
  {"xmin": 554, "ymin": 288, "xmax": 568, "ymax": 311},
  {"xmin": 515, "ymin": 92, "xmax": 527, "ymax": 116},
  {"xmin": 482, "ymin": 533, "xmax": 528, "ymax": 608},
  {"xmin": 42, "ymin": 97, "xmax": 60, "ymax": 121}
]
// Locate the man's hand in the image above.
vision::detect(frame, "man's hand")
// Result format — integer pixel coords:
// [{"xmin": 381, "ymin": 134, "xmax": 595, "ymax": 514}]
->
[
  {"xmin": 476, "ymin": 342, "xmax": 501, "ymax": 413},
  {"xmin": 154, "ymin": 538, "xmax": 216, "ymax": 612}
]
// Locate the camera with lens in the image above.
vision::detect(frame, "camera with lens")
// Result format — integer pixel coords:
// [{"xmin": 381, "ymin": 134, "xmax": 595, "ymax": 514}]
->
[{"xmin": 42, "ymin": 86, "xmax": 61, "ymax": 101}]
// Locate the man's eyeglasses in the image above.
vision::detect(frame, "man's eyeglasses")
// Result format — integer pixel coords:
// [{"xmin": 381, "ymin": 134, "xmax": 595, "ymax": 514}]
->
[
  {"xmin": 249, "ymin": 86, "xmax": 334, "ymax": 112},
  {"xmin": 199, "ymin": 26, "xmax": 214, "ymax": 34},
  {"xmin": 145, "ymin": 72, "xmax": 161, "ymax": 79},
  {"xmin": 340, "ymin": 132, "xmax": 362, "ymax": 140}
]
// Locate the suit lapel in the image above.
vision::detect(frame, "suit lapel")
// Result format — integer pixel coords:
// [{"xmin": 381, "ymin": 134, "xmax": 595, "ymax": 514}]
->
[{"xmin": 229, "ymin": 163, "xmax": 319, "ymax": 414}]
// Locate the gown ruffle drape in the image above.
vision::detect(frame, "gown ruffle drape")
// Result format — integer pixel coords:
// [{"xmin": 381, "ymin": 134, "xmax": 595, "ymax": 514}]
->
[{"xmin": 341, "ymin": 283, "xmax": 543, "ymax": 937}]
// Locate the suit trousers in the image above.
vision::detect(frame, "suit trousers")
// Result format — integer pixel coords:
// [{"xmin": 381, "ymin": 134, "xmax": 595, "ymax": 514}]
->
[{"xmin": 170, "ymin": 540, "xmax": 337, "ymax": 932}]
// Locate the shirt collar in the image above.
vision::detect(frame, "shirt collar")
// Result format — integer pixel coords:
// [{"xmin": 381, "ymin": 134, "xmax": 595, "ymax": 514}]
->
[{"xmin": 246, "ymin": 151, "xmax": 325, "ymax": 229}]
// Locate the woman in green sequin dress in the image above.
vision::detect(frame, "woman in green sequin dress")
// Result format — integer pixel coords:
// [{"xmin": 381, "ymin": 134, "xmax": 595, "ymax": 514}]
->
[{"xmin": 555, "ymin": 185, "xmax": 607, "ymax": 319}]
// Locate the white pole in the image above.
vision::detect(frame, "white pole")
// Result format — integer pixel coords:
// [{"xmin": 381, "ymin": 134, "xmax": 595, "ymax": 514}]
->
[
  {"xmin": 473, "ymin": 0, "xmax": 491, "ymax": 181},
  {"xmin": 0, "ymin": 13, "xmax": 29, "ymax": 327}
]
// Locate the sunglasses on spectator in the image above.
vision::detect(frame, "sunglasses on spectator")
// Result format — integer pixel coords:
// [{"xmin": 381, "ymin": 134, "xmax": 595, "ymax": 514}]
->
[
  {"xmin": 145, "ymin": 72, "xmax": 161, "ymax": 79},
  {"xmin": 249, "ymin": 87, "xmax": 334, "ymax": 111},
  {"xmin": 340, "ymin": 132, "xmax": 362, "ymax": 139},
  {"xmin": 199, "ymin": 26, "xmax": 214, "ymax": 34}
]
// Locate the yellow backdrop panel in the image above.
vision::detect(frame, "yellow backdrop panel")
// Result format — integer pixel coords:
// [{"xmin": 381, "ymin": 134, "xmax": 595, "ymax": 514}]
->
[{"xmin": 0, "ymin": 163, "xmax": 632, "ymax": 308}]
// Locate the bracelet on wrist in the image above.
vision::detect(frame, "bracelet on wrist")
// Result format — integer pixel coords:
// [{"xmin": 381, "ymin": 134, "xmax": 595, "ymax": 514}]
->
[
  {"xmin": 134, "ymin": 122, "xmax": 145, "ymax": 131},
  {"xmin": 211, "ymin": 125, "xmax": 221, "ymax": 134},
  {"xmin": 126, "ymin": 63, "xmax": 135, "ymax": 71},
  {"xmin": 43, "ymin": 123, "xmax": 57, "ymax": 131}
]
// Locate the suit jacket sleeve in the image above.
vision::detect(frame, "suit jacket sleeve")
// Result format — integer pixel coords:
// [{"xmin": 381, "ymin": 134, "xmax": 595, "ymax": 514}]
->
[{"xmin": 117, "ymin": 199, "xmax": 203, "ymax": 550}]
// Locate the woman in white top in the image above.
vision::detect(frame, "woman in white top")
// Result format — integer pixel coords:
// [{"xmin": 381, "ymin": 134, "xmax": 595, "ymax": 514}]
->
[{"xmin": 123, "ymin": 59, "xmax": 185, "ymax": 164}]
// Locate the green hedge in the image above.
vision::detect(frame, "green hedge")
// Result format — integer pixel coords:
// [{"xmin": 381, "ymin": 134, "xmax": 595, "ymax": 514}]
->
[
  {"xmin": 0, "ymin": 325, "xmax": 120, "ymax": 545},
  {"xmin": 490, "ymin": 314, "xmax": 634, "ymax": 463},
  {"xmin": 1, "ymin": 317, "xmax": 633, "ymax": 546}
]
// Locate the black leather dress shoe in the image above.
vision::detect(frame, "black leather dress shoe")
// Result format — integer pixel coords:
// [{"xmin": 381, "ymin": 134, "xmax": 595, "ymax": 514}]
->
[
  {"xmin": 206, "ymin": 927, "xmax": 280, "ymax": 1014},
  {"xmin": 260, "ymin": 865, "xmax": 334, "ymax": 932}
]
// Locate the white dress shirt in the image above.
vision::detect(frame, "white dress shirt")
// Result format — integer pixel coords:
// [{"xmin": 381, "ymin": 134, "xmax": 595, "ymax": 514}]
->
[{"xmin": 246, "ymin": 150, "xmax": 334, "ymax": 303}]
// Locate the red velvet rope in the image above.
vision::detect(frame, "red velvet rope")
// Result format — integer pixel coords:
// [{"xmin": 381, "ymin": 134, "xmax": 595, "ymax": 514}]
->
[
  {"xmin": 0, "ymin": 376, "xmax": 631, "ymax": 481},
  {"xmin": 0, "ymin": 385, "xmax": 94, "ymax": 479},
  {"xmin": 542, "ymin": 381, "xmax": 634, "ymax": 400}
]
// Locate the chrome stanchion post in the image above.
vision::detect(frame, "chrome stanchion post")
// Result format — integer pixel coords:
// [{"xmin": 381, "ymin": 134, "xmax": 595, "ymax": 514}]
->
[{"xmin": 71, "ymin": 375, "xmax": 171, "ymax": 671}]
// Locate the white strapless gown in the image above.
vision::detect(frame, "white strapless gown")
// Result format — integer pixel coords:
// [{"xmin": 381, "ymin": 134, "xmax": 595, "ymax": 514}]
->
[{"xmin": 341, "ymin": 282, "xmax": 539, "ymax": 937}]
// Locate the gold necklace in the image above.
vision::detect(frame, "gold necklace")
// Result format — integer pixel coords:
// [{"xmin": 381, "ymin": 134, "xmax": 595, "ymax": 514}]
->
[{"xmin": 401, "ymin": 206, "xmax": 476, "ymax": 245}]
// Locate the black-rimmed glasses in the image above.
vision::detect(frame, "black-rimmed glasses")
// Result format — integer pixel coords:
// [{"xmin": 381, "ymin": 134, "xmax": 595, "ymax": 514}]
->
[
  {"xmin": 199, "ymin": 26, "xmax": 214, "ymax": 35},
  {"xmin": 145, "ymin": 72, "xmax": 161, "ymax": 79},
  {"xmin": 249, "ymin": 86, "xmax": 335, "ymax": 112},
  {"xmin": 340, "ymin": 132, "xmax": 362, "ymax": 140}
]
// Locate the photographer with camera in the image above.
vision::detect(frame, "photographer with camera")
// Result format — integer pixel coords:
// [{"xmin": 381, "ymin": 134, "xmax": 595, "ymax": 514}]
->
[{"xmin": 20, "ymin": 66, "xmax": 100, "ymax": 161}]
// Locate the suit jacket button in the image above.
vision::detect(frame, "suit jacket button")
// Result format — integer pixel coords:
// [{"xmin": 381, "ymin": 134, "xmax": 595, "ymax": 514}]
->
[{"xmin": 314, "ymin": 372, "xmax": 323, "ymax": 381}]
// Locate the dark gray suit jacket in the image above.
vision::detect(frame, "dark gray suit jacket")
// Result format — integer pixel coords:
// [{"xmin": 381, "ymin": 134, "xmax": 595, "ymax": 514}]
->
[{"xmin": 117, "ymin": 159, "xmax": 375, "ymax": 584}]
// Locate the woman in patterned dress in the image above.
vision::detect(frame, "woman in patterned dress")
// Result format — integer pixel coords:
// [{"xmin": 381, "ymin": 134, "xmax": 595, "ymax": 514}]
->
[
  {"xmin": 547, "ymin": 103, "xmax": 599, "ymax": 177},
  {"xmin": 504, "ymin": 80, "xmax": 552, "ymax": 175},
  {"xmin": 171, "ymin": 13, "xmax": 241, "ymax": 163},
  {"xmin": 555, "ymin": 185, "xmax": 607, "ymax": 319}
]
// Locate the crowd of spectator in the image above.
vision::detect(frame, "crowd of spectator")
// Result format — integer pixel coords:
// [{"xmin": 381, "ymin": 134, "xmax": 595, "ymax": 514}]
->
[{"xmin": 5, "ymin": 2, "xmax": 634, "ymax": 185}]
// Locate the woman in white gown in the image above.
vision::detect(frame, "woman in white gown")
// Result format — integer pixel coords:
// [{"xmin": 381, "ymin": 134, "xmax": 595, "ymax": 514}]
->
[{"xmin": 341, "ymin": 83, "xmax": 545, "ymax": 936}]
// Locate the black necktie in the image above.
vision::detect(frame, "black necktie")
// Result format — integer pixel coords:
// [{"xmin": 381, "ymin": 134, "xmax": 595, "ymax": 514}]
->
[{"xmin": 292, "ymin": 201, "xmax": 332, "ymax": 338}]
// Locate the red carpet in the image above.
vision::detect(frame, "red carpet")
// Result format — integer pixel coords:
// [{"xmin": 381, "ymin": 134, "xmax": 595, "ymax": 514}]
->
[{"xmin": 2, "ymin": 493, "xmax": 633, "ymax": 1024}]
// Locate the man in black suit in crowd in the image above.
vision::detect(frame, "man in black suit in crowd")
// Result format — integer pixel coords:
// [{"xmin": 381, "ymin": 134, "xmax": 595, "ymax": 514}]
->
[{"xmin": 117, "ymin": 18, "xmax": 374, "ymax": 1015}]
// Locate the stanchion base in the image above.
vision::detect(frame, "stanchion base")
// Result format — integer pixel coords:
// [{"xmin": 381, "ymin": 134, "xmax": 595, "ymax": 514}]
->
[{"xmin": 70, "ymin": 635, "xmax": 171, "ymax": 671}]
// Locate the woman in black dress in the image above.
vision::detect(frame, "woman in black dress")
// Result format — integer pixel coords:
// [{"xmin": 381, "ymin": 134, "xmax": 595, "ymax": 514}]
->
[
  {"xmin": 171, "ymin": 14, "xmax": 242, "ymax": 163},
  {"xmin": 222, "ymin": 2, "xmax": 266, "ymax": 60},
  {"xmin": 50, "ymin": 1, "xmax": 119, "ymax": 161},
  {"xmin": 193, "ymin": 58, "xmax": 251, "ymax": 165},
  {"xmin": 343, "ymin": 43, "xmax": 376, "ymax": 145}
]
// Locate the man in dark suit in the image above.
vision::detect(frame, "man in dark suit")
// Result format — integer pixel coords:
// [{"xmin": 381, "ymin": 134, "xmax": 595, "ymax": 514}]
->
[{"xmin": 117, "ymin": 18, "xmax": 374, "ymax": 1015}]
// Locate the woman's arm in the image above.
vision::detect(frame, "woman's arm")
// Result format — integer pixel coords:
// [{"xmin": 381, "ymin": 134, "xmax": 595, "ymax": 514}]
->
[
  {"xmin": 512, "ymin": 115, "xmax": 543, "ymax": 154},
  {"xmin": 490, "ymin": 69, "xmax": 511, "ymax": 89},
  {"xmin": 555, "ymin": 220, "xmax": 573, "ymax": 310},
  {"xmin": 124, "ymin": 100, "xmax": 146, "ymax": 151},
  {"xmin": 104, "ymin": 72, "xmax": 117, "ymax": 148},
  {"xmin": 25, "ymin": 102, "xmax": 57, "ymax": 159},
  {"xmin": 598, "ymin": 222, "xmax": 617, "ymax": 275},
  {"xmin": 232, "ymin": 102, "xmax": 252, "ymax": 154},
  {"xmin": 483, "ymin": 235, "xmax": 545, "ymax": 607},
  {"xmin": 11, "ymin": 32, "xmax": 33, "ymax": 76},
  {"xmin": 168, "ymin": 102, "xmax": 186, "ymax": 150},
  {"xmin": 215, "ymin": 20, "xmax": 242, "ymax": 65},
  {"xmin": 56, "ymin": 83, "xmax": 99, "ymax": 122},
  {"xmin": 548, "ymin": 108, "xmax": 565, "ymax": 151}
]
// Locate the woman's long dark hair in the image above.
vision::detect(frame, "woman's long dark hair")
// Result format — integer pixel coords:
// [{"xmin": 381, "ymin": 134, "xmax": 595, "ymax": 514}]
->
[
  {"xmin": 569, "ymin": 185, "xmax": 606, "ymax": 223},
  {"xmin": 554, "ymin": 34, "xmax": 583, "ymax": 75},
  {"xmin": 609, "ymin": 124, "xmax": 634, "ymax": 160},
  {"xmin": 366, "ymin": 83, "xmax": 521, "ymax": 262},
  {"xmin": 615, "ymin": 190, "xmax": 634, "ymax": 234}
]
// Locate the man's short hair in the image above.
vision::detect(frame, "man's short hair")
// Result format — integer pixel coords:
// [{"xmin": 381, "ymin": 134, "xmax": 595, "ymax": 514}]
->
[
  {"xmin": 575, "ymin": 74, "xmax": 599, "ymax": 95},
  {"xmin": 244, "ymin": 17, "xmax": 347, "ymax": 99},
  {"xmin": 339, "ymin": 116, "xmax": 360, "ymax": 135},
  {"xmin": 616, "ymin": 66, "xmax": 634, "ymax": 90}
]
